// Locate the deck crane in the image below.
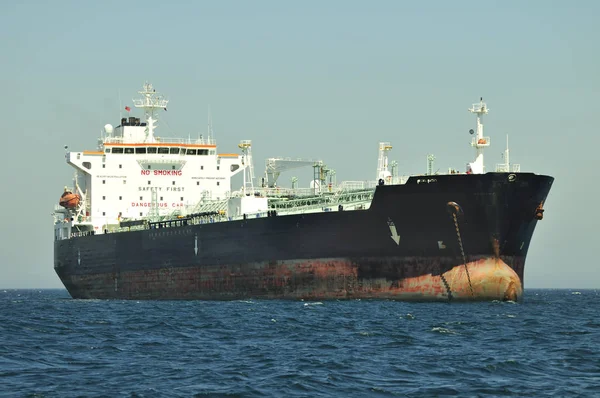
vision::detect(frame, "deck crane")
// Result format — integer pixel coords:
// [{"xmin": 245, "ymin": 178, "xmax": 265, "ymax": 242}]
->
[{"xmin": 263, "ymin": 157, "xmax": 323, "ymax": 188}]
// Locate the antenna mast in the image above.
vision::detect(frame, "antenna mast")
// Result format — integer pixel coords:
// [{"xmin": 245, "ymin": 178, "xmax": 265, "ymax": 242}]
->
[
  {"xmin": 504, "ymin": 135, "xmax": 510, "ymax": 167},
  {"xmin": 495, "ymin": 134, "xmax": 521, "ymax": 173},
  {"xmin": 207, "ymin": 106, "xmax": 212, "ymax": 143}
]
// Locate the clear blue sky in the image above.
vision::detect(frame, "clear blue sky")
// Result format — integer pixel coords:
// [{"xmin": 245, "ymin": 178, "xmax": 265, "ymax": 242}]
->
[{"xmin": 0, "ymin": 0, "xmax": 597, "ymax": 288}]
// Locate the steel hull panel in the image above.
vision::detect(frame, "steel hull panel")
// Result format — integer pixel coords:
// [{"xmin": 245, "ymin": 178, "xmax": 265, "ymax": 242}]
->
[{"xmin": 54, "ymin": 173, "xmax": 553, "ymax": 301}]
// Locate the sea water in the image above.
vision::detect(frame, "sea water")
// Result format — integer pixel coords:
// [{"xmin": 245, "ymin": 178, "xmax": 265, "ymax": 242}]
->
[{"xmin": 1, "ymin": 289, "xmax": 599, "ymax": 397}]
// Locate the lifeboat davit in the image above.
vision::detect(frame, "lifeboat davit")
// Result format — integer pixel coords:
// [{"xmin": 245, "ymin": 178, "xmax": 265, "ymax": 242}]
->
[{"xmin": 59, "ymin": 188, "xmax": 81, "ymax": 209}]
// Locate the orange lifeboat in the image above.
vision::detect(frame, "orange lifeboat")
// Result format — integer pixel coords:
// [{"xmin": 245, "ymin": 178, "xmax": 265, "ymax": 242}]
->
[
  {"xmin": 477, "ymin": 138, "xmax": 487, "ymax": 145},
  {"xmin": 59, "ymin": 188, "xmax": 81, "ymax": 209}
]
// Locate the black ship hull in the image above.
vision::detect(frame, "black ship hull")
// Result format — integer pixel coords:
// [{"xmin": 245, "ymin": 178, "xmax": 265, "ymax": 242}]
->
[{"xmin": 54, "ymin": 173, "xmax": 553, "ymax": 302}]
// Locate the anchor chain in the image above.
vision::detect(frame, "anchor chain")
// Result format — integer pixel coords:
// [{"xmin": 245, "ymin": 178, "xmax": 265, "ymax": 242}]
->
[
  {"xmin": 440, "ymin": 273, "xmax": 453, "ymax": 301},
  {"xmin": 452, "ymin": 213, "xmax": 475, "ymax": 297}
]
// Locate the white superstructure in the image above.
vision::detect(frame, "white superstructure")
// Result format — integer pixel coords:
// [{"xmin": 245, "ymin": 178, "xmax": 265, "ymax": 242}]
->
[{"xmin": 55, "ymin": 83, "xmax": 247, "ymax": 237}]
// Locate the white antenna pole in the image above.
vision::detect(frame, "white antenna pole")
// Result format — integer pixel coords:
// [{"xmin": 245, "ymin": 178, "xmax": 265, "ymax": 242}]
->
[
  {"xmin": 208, "ymin": 105, "xmax": 211, "ymax": 143},
  {"xmin": 505, "ymin": 135, "xmax": 510, "ymax": 169},
  {"xmin": 210, "ymin": 110, "xmax": 214, "ymax": 143}
]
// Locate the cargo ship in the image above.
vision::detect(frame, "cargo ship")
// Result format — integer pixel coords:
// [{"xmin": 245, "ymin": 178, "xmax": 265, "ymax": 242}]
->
[{"xmin": 53, "ymin": 83, "xmax": 553, "ymax": 301}]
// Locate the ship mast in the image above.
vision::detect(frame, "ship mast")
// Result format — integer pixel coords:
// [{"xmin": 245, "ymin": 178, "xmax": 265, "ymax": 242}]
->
[
  {"xmin": 207, "ymin": 106, "xmax": 215, "ymax": 143},
  {"xmin": 239, "ymin": 140, "xmax": 255, "ymax": 195},
  {"xmin": 376, "ymin": 142, "xmax": 392, "ymax": 183},
  {"xmin": 467, "ymin": 98, "xmax": 490, "ymax": 174},
  {"xmin": 132, "ymin": 83, "xmax": 169, "ymax": 143}
]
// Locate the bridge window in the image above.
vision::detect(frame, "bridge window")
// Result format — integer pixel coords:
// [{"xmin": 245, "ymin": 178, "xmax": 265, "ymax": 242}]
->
[
  {"xmin": 169, "ymin": 148, "xmax": 180, "ymax": 154},
  {"xmin": 135, "ymin": 148, "xmax": 146, "ymax": 154},
  {"xmin": 158, "ymin": 147, "xmax": 169, "ymax": 154},
  {"xmin": 112, "ymin": 147, "xmax": 124, "ymax": 154},
  {"xmin": 198, "ymin": 149, "xmax": 209, "ymax": 155},
  {"xmin": 105, "ymin": 148, "xmax": 110, "ymax": 153},
  {"xmin": 147, "ymin": 147, "xmax": 157, "ymax": 154},
  {"xmin": 187, "ymin": 149, "xmax": 197, "ymax": 155},
  {"xmin": 124, "ymin": 148, "xmax": 134, "ymax": 154}
]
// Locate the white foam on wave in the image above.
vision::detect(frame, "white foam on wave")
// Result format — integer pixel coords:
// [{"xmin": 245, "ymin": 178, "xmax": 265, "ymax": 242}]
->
[
  {"xmin": 303, "ymin": 302, "xmax": 323, "ymax": 306},
  {"xmin": 431, "ymin": 326, "xmax": 459, "ymax": 335}
]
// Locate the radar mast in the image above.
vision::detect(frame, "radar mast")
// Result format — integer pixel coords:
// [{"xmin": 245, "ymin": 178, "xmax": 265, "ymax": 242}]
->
[{"xmin": 132, "ymin": 83, "xmax": 169, "ymax": 143}]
